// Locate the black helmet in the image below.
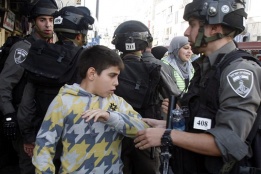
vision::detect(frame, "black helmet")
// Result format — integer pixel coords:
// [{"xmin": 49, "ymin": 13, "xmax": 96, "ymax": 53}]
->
[
  {"xmin": 27, "ymin": 0, "xmax": 58, "ymax": 21},
  {"xmin": 111, "ymin": 20, "xmax": 153, "ymax": 53},
  {"xmin": 53, "ymin": 6, "xmax": 94, "ymax": 35},
  {"xmin": 77, "ymin": 6, "xmax": 95, "ymax": 30},
  {"xmin": 183, "ymin": 0, "xmax": 247, "ymax": 34}
]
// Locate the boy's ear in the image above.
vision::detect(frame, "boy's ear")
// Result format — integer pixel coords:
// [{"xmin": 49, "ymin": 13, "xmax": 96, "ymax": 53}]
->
[{"xmin": 87, "ymin": 67, "xmax": 96, "ymax": 80}]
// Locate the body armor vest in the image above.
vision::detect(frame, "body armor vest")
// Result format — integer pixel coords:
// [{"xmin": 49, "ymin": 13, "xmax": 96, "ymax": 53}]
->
[{"xmin": 175, "ymin": 50, "xmax": 259, "ymax": 174}]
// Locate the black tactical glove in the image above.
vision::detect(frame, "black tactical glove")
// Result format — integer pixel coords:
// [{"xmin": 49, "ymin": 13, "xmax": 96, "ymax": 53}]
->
[{"xmin": 3, "ymin": 112, "xmax": 18, "ymax": 140}]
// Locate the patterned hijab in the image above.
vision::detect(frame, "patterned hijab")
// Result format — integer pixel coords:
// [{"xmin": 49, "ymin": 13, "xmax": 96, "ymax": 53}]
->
[{"xmin": 167, "ymin": 36, "xmax": 191, "ymax": 79}]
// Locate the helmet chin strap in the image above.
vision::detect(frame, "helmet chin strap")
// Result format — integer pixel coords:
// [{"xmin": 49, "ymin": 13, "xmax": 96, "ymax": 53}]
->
[
  {"xmin": 194, "ymin": 24, "xmax": 233, "ymax": 48},
  {"xmin": 204, "ymin": 33, "xmax": 225, "ymax": 44},
  {"xmin": 194, "ymin": 25, "xmax": 205, "ymax": 47}
]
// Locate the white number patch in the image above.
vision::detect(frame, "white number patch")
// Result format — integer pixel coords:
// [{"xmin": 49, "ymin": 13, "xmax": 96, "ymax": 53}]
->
[
  {"xmin": 54, "ymin": 16, "xmax": 63, "ymax": 25},
  {"xmin": 193, "ymin": 117, "xmax": 211, "ymax": 130},
  {"xmin": 125, "ymin": 43, "xmax": 136, "ymax": 51}
]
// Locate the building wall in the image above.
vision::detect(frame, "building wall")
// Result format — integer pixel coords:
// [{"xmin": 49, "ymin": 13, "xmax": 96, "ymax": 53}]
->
[
  {"xmin": 0, "ymin": 0, "xmax": 11, "ymax": 46},
  {"xmin": 152, "ymin": 0, "xmax": 261, "ymax": 45},
  {"xmin": 152, "ymin": 0, "xmax": 191, "ymax": 46},
  {"xmin": 246, "ymin": 0, "xmax": 261, "ymax": 41},
  {"xmin": 1, "ymin": 0, "xmax": 260, "ymax": 47}
]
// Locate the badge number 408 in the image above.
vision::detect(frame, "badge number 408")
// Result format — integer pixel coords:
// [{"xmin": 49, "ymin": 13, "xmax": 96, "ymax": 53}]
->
[{"xmin": 193, "ymin": 117, "xmax": 211, "ymax": 130}]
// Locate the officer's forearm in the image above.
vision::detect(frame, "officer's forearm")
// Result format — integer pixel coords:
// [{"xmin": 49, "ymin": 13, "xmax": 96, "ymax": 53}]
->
[{"xmin": 170, "ymin": 130, "xmax": 221, "ymax": 156}]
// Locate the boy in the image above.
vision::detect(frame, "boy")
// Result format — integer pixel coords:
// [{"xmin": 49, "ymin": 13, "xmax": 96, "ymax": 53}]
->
[{"xmin": 32, "ymin": 45, "xmax": 149, "ymax": 174}]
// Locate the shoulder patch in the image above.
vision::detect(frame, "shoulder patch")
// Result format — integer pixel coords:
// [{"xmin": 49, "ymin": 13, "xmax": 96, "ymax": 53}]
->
[
  {"xmin": 227, "ymin": 69, "xmax": 253, "ymax": 98},
  {"xmin": 14, "ymin": 48, "xmax": 28, "ymax": 64}
]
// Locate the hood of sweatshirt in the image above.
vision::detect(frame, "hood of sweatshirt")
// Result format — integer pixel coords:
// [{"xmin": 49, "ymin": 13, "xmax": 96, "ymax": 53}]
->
[{"xmin": 59, "ymin": 83, "xmax": 92, "ymax": 97}]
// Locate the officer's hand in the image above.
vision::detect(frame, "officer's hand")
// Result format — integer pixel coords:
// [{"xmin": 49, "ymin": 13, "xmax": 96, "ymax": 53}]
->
[
  {"xmin": 24, "ymin": 143, "xmax": 35, "ymax": 157},
  {"xmin": 3, "ymin": 113, "xmax": 18, "ymax": 140},
  {"xmin": 134, "ymin": 128, "xmax": 165, "ymax": 150},
  {"xmin": 162, "ymin": 98, "xmax": 180, "ymax": 114},
  {"xmin": 161, "ymin": 98, "xmax": 169, "ymax": 114}
]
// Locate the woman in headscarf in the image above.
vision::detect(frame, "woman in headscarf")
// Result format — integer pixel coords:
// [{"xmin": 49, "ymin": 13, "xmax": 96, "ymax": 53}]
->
[{"xmin": 162, "ymin": 36, "xmax": 194, "ymax": 94}]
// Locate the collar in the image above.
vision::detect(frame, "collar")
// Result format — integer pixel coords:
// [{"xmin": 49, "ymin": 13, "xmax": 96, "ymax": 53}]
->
[
  {"xmin": 122, "ymin": 54, "xmax": 141, "ymax": 61},
  {"xmin": 142, "ymin": 52, "xmax": 154, "ymax": 59},
  {"xmin": 208, "ymin": 41, "xmax": 237, "ymax": 66},
  {"xmin": 30, "ymin": 32, "xmax": 40, "ymax": 41}
]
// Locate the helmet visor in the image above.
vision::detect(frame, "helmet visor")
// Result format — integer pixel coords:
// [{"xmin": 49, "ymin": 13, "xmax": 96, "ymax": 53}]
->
[{"xmin": 116, "ymin": 31, "xmax": 150, "ymax": 41}]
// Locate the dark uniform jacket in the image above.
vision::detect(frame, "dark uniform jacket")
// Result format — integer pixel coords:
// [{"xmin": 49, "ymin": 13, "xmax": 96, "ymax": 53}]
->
[
  {"xmin": 142, "ymin": 51, "xmax": 182, "ymax": 97},
  {"xmin": 118, "ymin": 53, "xmax": 161, "ymax": 174},
  {"xmin": 0, "ymin": 34, "xmax": 36, "ymax": 116},
  {"xmin": 17, "ymin": 41, "xmax": 81, "ymax": 144}
]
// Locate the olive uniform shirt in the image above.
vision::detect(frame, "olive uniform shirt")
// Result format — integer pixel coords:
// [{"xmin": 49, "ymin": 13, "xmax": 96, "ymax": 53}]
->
[{"xmin": 200, "ymin": 41, "xmax": 261, "ymax": 162}]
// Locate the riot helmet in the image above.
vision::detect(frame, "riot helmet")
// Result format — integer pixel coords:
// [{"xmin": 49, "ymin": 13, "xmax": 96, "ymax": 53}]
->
[
  {"xmin": 53, "ymin": 6, "xmax": 94, "ymax": 36},
  {"xmin": 77, "ymin": 6, "xmax": 94, "ymax": 30},
  {"xmin": 183, "ymin": 0, "xmax": 247, "ymax": 47},
  {"xmin": 27, "ymin": 0, "xmax": 58, "ymax": 21},
  {"xmin": 111, "ymin": 20, "xmax": 153, "ymax": 53}
]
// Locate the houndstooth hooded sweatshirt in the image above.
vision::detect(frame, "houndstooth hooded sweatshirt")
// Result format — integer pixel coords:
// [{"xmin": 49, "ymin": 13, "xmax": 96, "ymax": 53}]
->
[{"xmin": 32, "ymin": 83, "xmax": 148, "ymax": 174}]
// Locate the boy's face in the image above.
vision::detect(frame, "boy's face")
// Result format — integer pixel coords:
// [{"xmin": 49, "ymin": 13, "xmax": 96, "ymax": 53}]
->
[{"xmin": 92, "ymin": 66, "xmax": 120, "ymax": 98}]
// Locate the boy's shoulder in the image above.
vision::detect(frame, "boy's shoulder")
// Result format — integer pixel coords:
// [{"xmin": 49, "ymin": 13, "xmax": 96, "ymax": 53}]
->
[
  {"xmin": 107, "ymin": 94, "xmax": 124, "ymax": 103},
  {"xmin": 104, "ymin": 94, "xmax": 129, "ymax": 109}
]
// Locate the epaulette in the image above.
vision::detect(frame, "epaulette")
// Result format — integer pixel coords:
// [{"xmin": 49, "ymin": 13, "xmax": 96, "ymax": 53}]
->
[{"xmin": 22, "ymin": 39, "xmax": 32, "ymax": 46}]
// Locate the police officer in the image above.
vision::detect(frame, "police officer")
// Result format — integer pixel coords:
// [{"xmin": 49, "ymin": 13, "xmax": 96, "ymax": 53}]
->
[
  {"xmin": 112, "ymin": 20, "xmax": 179, "ymax": 174},
  {"xmin": 0, "ymin": 0, "xmax": 58, "ymax": 173},
  {"xmin": 142, "ymin": 31, "xmax": 183, "ymax": 98},
  {"xmin": 112, "ymin": 20, "xmax": 160, "ymax": 174},
  {"xmin": 54, "ymin": 6, "xmax": 94, "ymax": 48},
  {"xmin": 17, "ymin": 5, "xmax": 94, "ymax": 174},
  {"xmin": 18, "ymin": 5, "xmax": 95, "ymax": 157},
  {"xmin": 134, "ymin": 0, "xmax": 261, "ymax": 173}
]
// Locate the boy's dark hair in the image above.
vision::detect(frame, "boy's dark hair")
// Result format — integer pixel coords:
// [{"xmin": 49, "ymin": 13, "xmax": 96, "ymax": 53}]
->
[{"xmin": 78, "ymin": 45, "xmax": 124, "ymax": 78}]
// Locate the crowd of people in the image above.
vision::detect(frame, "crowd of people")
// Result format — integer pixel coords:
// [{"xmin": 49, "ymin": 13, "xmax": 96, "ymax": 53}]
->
[{"xmin": 0, "ymin": 0, "xmax": 260, "ymax": 174}]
